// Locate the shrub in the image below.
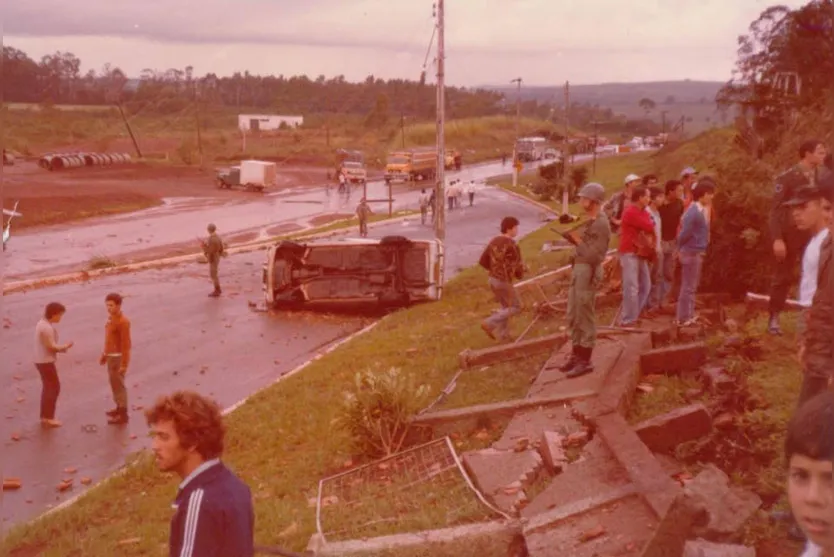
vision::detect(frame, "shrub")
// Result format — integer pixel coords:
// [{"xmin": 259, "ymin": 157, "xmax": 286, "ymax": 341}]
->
[{"xmin": 338, "ymin": 367, "xmax": 431, "ymax": 459}]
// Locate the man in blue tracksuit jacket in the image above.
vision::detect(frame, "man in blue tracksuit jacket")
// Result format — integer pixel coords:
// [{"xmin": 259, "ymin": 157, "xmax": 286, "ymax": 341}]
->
[
  {"xmin": 676, "ymin": 177, "xmax": 716, "ymax": 326},
  {"xmin": 146, "ymin": 391, "xmax": 254, "ymax": 557}
]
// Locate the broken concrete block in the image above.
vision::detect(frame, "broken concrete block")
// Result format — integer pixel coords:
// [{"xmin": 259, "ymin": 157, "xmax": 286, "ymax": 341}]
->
[
  {"xmin": 459, "ymin": 333, "xmax": 568, "ymax": 369},
  {"xmin": 539, "ymin": 431, "xmax": 567, "ymax": 473},
  {"xmin": 640, "ymin": 342, "xmax": 707, "ymax": 375},
  {"xmin": 634, "ymin": 404, "xmax": 713, "ymax": 453},
  {"xmin": 684, "ymin": 465, "xmax": 762, "ymax": 541},
  {"xmin": 683, "ymin": 539, "xmax": 756, "ymax": 557},
  {"xmin": 700, "ymin": 366, "xmax": 734, "ymax": 394},
  {"xmin": 638, "ymin": 491, "xmax": 708, "ymax": 557},
  {"xmin": 462, "ymin": 448, "xmax": 544, "ymax": 514}
]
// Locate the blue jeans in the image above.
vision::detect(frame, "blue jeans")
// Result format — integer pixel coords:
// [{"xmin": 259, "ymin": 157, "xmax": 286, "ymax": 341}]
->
[
  {"xmin": 676, "ymin": 251, "xmax": 704, "ymax": 323},
  {"xmin": 646, "ymin": 250, "xmax": 664, "ymax": 310},
  {"xmin": 620, "ymin": 253, "xmax": 650, "ymax": 324},
  {"xmin": 660, "ymin": 240, "xmax": 677, "ymax": 305},
  {"xmin": 484, "ymin": 277, "xmax": 521, "ymax": 338}
]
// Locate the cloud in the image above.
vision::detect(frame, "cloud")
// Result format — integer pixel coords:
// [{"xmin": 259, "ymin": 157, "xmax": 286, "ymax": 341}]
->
[{"xmin": 3, "ymin": 0, "xmax": 802, "ymax": 54}]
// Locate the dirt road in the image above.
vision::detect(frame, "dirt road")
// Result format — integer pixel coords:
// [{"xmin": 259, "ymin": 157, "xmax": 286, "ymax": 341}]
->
[{"xmin": 0, "ymin": 185, "xmax": 544, "ymax": 528}]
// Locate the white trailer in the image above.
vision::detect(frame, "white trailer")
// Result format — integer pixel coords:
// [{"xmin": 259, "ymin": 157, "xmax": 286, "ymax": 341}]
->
[
  {"xmin": 238, "ymin": 114, "xmax": 303, "ymax": 132},
  {"xmin": 239, "ymin": 160, "xmax": 277, "ymax": 192}
]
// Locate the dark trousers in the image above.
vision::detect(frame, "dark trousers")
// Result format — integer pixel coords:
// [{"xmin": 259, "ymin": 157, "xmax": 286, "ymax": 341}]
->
[
  {"xmin": 768, "ymin": 232, "xmax": 809, "ymax": 315},
  {"xmin": 35, "ymin": 362, "xmax": 60, "ymax": 420}
]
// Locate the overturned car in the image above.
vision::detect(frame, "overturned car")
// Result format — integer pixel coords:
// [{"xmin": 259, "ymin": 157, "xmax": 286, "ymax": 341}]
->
[{"xmin": 263, "ymin": 236, "xmax": 445, "ymax": 308}]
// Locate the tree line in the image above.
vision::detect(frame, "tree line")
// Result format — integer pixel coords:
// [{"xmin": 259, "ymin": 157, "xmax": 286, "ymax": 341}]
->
[{"xmin": 2, "ymin": 45, "xmax": 666, "ymax": 136}]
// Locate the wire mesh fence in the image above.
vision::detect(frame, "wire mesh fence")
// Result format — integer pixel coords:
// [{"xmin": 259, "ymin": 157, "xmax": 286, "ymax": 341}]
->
[{"xmin": 316, "ymin": 437, "xmax": 505, "ymax": 543}]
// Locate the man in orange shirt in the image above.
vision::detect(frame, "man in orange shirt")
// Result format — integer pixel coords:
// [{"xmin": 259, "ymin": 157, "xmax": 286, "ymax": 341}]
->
[{"xmin": 100, "ymin": 292, "xmax": 132, "ymax": 425}]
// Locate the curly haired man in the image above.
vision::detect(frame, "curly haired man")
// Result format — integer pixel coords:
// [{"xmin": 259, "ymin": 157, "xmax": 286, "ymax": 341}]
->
[{"xmin": 146, "ymin": 391, "xmax": 254, "ymax": 557}]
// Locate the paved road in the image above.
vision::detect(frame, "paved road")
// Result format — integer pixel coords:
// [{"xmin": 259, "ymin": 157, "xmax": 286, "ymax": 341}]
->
[
  {"xmin": 3, "ymin": 155, "xmax": 598, "ymax": 279},
  {"xmin": 0, "ymin": 185, "xmax": 544, "ymax": 529}
]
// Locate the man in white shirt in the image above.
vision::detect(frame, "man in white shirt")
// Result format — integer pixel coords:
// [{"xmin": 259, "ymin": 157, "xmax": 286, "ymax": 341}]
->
[
  {"xmin": 466, "ymin": 181, "xmax": 477, "ymax": 207},
  {"xmin": 787, "ymin": 186, "xmax": 831, "ymax": 368},
  {"xmin": 644, "ymin": 186, "xmax": 665, "ymax": 314},
  {"xmin": 34, "ymin": 302, "xmax": 74, "ymax": 427}
]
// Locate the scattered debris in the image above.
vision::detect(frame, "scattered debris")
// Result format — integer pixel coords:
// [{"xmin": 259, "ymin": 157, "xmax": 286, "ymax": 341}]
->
[
  {"xmin": 3, "ymin": 478, "xmax": 22, "ymax": 490},
  {"xmin": 538, "ymin": 431, "xmax": 567, "ymax": 473},
  {"xmin": 634, "ymin": 404, "xmax": 713, "ymax": 454},
  {"xmin": 700, "ymin": 366, "xmax": 735, "ymax": 394},
  {"xmin": 459, "ymin": 333, "xmax": 568, "ymax": 369},
  {"xmin": 640, "ymin": 342, "xmax": 708, "ymax": 376},
  {"xmin": 683, "ymin": 465, "xmax": 762, "ymax": 542},
  {"xmin": 683, "ymin": 538, "xmax": 756, "ymax": 557}
]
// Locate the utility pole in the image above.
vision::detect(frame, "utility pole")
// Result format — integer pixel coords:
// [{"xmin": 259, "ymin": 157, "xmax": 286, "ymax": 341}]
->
[
  {"xmin": 562, "ymin": 81, "xmax": 570, "ymax": 215},
  {"xmin": 511, "ymin": 77, "xmax": 522, "ymax": 189},
  {"xmin": 590, "ymin": 120, "xmax": 602, "ymax": 175},
  {"xmin": 400, "ymin": 111, "xmax": 406, "ymax": 149},
  {"xmin": 195, "ymin": 100, "xmax": 204, "ymax": 167},
  {"xmin": 434, "ymin": 0, "xmax": 446, "ymax": 241},
  {"xmin": 660, "ymin": 110, "xmax": 668, "ymax": 136},
  {"xmin": 116, "ymin": 102, "xmax": 143, "ymax": 158}
]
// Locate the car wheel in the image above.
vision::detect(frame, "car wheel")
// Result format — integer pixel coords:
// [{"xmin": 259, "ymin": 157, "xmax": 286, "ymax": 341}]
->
[{"xmin": 274, "ymin": 240, "xmax": 306, "ymax": 260}]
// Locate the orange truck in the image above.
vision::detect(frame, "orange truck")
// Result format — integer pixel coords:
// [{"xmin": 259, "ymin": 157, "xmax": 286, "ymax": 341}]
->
[{"xmin": 384, "ymin": 148, "xmax": 438, "ymax": 184}]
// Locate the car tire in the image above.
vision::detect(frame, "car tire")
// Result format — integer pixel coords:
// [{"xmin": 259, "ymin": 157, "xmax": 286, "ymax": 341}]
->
[{"xmin": 274, "ymin": 240, "xmax": 306, "ymax": 260}]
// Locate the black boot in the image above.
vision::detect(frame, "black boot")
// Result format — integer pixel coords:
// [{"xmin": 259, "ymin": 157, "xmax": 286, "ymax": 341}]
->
[
  {"xmin": 567, "ymin": 346, "xmax": 594, "ymax": 378},
  {"xmin": 559, "ymin": 346, "xmax": 580, "ymax": 372},
  {"xmin": 107, "ymin": 407, "xmax": 129, "ymax": 425}
]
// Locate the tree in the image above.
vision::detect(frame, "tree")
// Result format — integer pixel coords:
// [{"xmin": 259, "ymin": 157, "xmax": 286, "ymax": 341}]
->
[
  {"xmin": 717, "ymin": 0, "xmax": 834, "ymax": 147},
  {"xmin": 638, "ymin": 97, "xmax": 656, "ymax": 115}
]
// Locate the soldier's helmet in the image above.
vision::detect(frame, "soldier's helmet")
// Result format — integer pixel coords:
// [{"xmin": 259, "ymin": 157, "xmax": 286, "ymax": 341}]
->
[
  {"xmin": 578, "ymin": 182, "xmax": 606, "ymax": 204},
  {"xmin": 207, "ymin": 223, "xmax": 217, "ymax": 233}
]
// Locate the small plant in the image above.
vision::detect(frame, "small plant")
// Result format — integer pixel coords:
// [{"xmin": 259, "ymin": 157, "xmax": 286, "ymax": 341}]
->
[
  {"xmin": 338, "ymin": 367, "xmax": 431, "ymax": 459},
  {"xmin": 87, "ymin": 254, "xmax": 117, "ymax": 270}
]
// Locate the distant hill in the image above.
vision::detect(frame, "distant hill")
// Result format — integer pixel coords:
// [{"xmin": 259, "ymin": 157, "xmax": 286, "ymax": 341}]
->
[{"xmin": 484, "ymin": 80, "xmax": 725, "ymax": 107}]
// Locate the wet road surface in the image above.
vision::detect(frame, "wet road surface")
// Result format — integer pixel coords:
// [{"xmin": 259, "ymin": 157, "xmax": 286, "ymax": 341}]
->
[
  {"xmin": 0, "ymin": 185, "xmax": 544, "ymax": 528},
  {"xmin": 3, "ymin": 156, "xmax": 595, "ymax": 279}
]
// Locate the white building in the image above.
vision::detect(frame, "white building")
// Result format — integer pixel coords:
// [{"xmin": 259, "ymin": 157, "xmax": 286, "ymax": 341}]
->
[{"xmin": 238, "ymin": 114, "xmax": 303, "ymax": 132}]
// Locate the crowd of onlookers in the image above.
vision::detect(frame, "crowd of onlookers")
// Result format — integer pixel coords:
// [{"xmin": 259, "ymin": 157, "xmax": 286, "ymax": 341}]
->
[{"xmin": 481, "ymin": 138, "xmax": 834, "ymax": 555}]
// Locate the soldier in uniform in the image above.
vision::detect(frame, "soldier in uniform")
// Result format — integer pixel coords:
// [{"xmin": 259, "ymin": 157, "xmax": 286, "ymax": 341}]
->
[
  {"xmin": 202, "ymin": 223, "xmax": 225, "ymax": 297},
  {"xmin": 767, "ymin": 139, "xmax": 827, "ymax": 334},
  {"xmin": 356, "ymin": 198, "xmax": 373, "ymax": 238},
  {"xmin": 559, "ymin": 183, "xmax": 612, "ymax": 378}
]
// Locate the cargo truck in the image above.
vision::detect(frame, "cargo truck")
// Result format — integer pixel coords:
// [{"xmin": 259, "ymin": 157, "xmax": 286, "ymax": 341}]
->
[
  {"xmin": 384, "ymin": 148, "xmax": 437, "ymax": 184},
  {"xmin": 215, "ymin": 160, "xmax": 277, "ymax": 192}
]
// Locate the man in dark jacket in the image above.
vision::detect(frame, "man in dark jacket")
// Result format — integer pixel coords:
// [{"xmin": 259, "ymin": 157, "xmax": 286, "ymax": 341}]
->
[
  {"xmin": 479, "ymin": 216, "xmax": 525, "ymax": 341},
  {"xmin": 768, "ymin": 139, "xmax": 827, "ymax": 334},
  {"xmin": 146, "ymin": 391, "xmax": 254, "ymax": 557}
]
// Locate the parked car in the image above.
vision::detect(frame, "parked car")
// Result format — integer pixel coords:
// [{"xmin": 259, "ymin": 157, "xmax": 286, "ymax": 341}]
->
[{"xmin": 263, "ymin": 236, "xmax": 445, "ymax": 308}]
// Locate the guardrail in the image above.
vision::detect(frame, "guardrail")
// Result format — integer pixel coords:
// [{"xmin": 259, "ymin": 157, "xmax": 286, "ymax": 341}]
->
[{"xmin": 37, "ymin": 152, "xmax": 132, "ymax": 171}]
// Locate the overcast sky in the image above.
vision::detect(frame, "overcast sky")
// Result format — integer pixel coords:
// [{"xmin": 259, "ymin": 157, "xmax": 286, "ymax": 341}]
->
[{"xmin": 3, "ymin": 0, "xmax": 811, "ymax": 86}]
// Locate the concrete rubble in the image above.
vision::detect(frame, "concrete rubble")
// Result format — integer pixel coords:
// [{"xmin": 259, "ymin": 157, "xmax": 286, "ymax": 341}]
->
[
  {"xmin": 311, "ymin": 304, "xmax": 766, "ymax": 555},
  {"xmin": 634, "ymin": 404, "xmax": 713, "ymax": 453},
  {"xmin": 683, "ymin": 465, "xmax": 763, "ymax": 542},
  {"xmin": 683, "ymin": 539, "xmax": 756, "ymax": 557}
]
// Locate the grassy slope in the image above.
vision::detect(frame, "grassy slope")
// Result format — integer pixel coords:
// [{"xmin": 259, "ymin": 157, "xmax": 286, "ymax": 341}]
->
[
  {"xmin": 489, "ymin": 152, "xmax": 655, "ymax": 212},
  {"xmin": 2, "ymin": 106, "xmax": 562, "ymax": 170},
  {"xmin": 3, "ymin": 162, "xmax": 617, "ymax": 555}
]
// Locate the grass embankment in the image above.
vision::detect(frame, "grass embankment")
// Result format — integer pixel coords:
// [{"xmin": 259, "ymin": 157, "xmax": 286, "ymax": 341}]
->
[
  {"xmin": 2, "ymin": 105, "xmax": 561, "ymax": 170},
  {"xmin": 1, "ymin": 215, "xmax": 580, "ymax": 556},
  {"xmin": 489, "ymin": 152, "xmax": 655, "ymax": 213}
]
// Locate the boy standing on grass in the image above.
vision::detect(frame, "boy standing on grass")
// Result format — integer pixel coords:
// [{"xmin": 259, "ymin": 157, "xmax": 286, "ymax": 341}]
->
[
  {"xmin": 675, "ymin": 178, "xmax": 715, "ymax": 327},
  {"xmin": 644, "ymin": 186, "xmax": 665, "ymax": 315},
  {"xmin": 800, "ymin": 185, "xmax": 834, "ymax": 407},
  {"xmin": 146, "ymin": 391, "xmax": 254, "ymax": 557},
  {"xmin": 785, "ymin": 390, "xmax": 834, "ymax": 557},
  {"xmin": 479, "ymin": 216, "xmax": 525, "ymax": 342}
]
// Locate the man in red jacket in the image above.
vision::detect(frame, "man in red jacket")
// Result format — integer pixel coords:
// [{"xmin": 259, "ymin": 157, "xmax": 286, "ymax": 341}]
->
[{"xmin": 617, "ymin": 186, "xmax": 655, "ymax": 326}]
